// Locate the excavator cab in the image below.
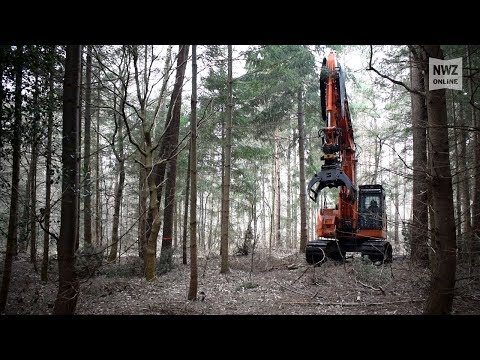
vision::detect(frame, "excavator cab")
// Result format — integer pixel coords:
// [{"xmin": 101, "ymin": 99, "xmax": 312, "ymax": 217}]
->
[{"xmin": 358, "ymin": 185, "xmax": 387, "ymax": 234}]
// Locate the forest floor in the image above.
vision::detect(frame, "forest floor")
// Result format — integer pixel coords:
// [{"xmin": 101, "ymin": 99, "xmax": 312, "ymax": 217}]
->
[{"xmin": 2, "ymin": 249, "xmax": 480, "ymax": 315}]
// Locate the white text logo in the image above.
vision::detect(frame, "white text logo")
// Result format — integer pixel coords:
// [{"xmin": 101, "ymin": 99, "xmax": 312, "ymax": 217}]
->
[{"xmin": 429, "ymin": 57, "xmax": 462, "ymax": 91}]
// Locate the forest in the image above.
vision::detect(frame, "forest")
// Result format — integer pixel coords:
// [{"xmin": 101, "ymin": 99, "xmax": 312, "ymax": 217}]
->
[{"xmin": 0, "ymin": 44, "xmax": 479, "ymax": 315}]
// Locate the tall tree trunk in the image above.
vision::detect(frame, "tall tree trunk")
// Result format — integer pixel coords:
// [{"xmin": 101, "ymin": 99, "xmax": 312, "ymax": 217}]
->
[
  {"xmin": 287, "ymin": 142, "xmax": 292, "ymax": 249},
  {"xmin": 54, "ymin": 44, "xmax": 81, "ymax": 314},
  {"xmin": 208, "ymin": 196, "xmax": 214, "ymax": 251},
  {"xmin": 261, "ymin": 170, "xmax": 266, "ymax": 248},
  {"xmin": 108, "ymin": 96, "xmax": 125, "ymax": 262},
  {"xmin": 220, "ymin": 45, "xmax": 233, "ymax": 273},
  {"xmin": 95, "ymin": 80, "xmax": 102, "ymax": 247},
  {"xmin": 76, "ymin": 57, "xmax": 82, "ymax": 251},
  {"xmin": 75, "ymin": 46, "xmax": 83, "ymax": 251},
  {"xmin": 144, "ymin": 141, "xmax": 160, "ymax": 281},
  {"xmin": 427, "ymin": 138, "xmax": 437, "ymax": 270},
  {"xmin": 138, "ymin": 153, "xmax": 146, "ymax": 259},
  {"xmin": 252, "ymin": 171, "xmax": 258, "ymax": 251},
  {"xmin": 149, "ymin": 44, "xmax": 189, "ymax": 232},
  {"xmin": 198, "ymin": 192, "xmax": 204, "ymax": 252},
  {"xmin": 174, "ymin": 200, "xmax": 178, "ymax": 250},
  {"xmin": 182, "ymin": 143, "xmax": 191, "ymax": 265},
  {"xmin": 104, "ymin": 180, "xmax": 110, "ymax": 249},
  {"xmin": 29, "ymin": 72, "xmax": 39, "ymax": 270},
  {"xmin": 292, "ymin": 146, "xmax": 298, "ymax": 248},
  {"xmin": 41, "ymin": 46, "xmax": 55, "ymax": 282},
  {"xmin": 466, "ymin": 45, "xmax": 479, "ymax": 269},
  {"xmin": 83, "ymin": 45, "xmax": 92, "ymax": 246},
  {"xmin": 297, "ymin": 88, "xmax": 307, "ymax": 252},
  {"xmin": 409, "ymin": 51, "xmax": 429, "ymax": 264},
  {"xmin": 457, "ymin": 103, "xmax": 472, "ymax": 265},
  {"xmin": 141, "ymin": 45, "xmax": 189, "ymax": 281},
  {"xmin": 451, "ymin": 92, "xmax": 462, "ymax": 249},
  {"xmin": 423, "ymin": 45, "xmax": 457, "ymax": 315},
  {"xmin": 213, "ymin": 202, "xmax": 221, "ymax": 249},
  {"xmin": 202, "ymin": 194, "xmax": 209, "ymax": 252},
  {"xmin": 270, "ymin": 156, "xmax": 274, "ymax": 254},
  {"xmin": 130, "ymin": 47, "xmax": 156, "ymax": 280},
  {"xmin": 19, "ymin": 165, "xmax": 30, "ymax": 253},
  {"xmin": 118, "ymin": 189, "xmax": 123, "ymax": 261},
  {"xmin": 274, "ymin": 128, "xmax": 281, "ymax": 248},
  {"xmin": 188, "ymin": 44, "xmax": 198, "ymax": 300},
  {"xmin": 393, "ymin": 148, "xmax": 399, "ymax": 244},
  {"xmin": 0, "ymin": 45, "xmax": 23, "ymax": 312},
  {"xmin": 203, "ymin": 193, "xmax": 209, "ymax": 251},
  {"xmin": 159, "ymin": 45, "xmax": 190, "ymax": 272}
]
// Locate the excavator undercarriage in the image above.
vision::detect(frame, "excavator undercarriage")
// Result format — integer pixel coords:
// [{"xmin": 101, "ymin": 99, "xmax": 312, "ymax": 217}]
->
[{"xmin": 305, "ymin": 238, "xmax": 393, "ymax": 264}]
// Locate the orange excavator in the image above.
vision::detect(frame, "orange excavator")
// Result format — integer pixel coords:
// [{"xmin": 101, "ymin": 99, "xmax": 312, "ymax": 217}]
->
[{"xmin": 305, "ymin": 51, "xmax": 393, "ymax": 264}]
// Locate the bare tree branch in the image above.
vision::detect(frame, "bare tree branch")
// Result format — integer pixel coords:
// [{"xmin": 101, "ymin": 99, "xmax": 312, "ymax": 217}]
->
[{"xmin": 368, "ymin": 45, "xmax": 425, "ymax": 97}]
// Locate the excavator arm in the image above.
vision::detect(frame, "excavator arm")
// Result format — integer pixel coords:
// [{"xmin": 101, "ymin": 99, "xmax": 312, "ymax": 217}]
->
[{"xmin": 307, "ymin": 51, "xmax": 357, "ymax": 227}]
